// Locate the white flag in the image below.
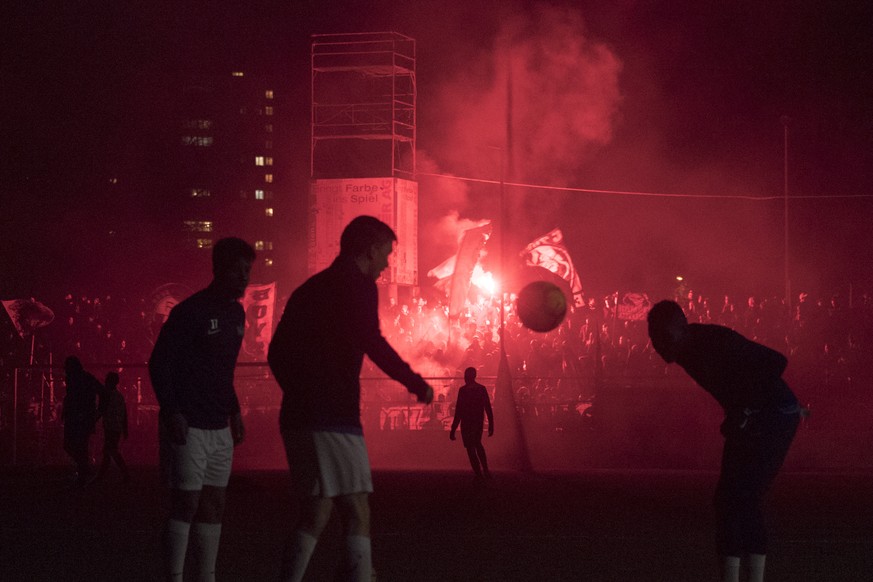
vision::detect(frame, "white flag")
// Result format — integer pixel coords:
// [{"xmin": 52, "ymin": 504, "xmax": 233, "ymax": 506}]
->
[{"xmin": 520, "ymin": 229, "xmax": 583, "ymax": 306}]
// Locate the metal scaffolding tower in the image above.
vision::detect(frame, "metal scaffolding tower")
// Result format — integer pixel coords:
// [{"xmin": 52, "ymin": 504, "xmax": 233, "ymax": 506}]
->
[{"xmin": 310, "ymin": 32, "xmax": 416, "ymax": 179}]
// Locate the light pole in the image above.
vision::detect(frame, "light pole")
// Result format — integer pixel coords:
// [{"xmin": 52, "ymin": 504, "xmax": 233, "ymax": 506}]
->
[{"xmin": 781, "ymin": 115, "xmax": 791, "ymax": 320}]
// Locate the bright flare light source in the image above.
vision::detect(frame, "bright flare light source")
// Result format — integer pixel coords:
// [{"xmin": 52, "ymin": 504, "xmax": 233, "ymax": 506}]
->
[{"xmin": 471, "ymin": 266, "xmax": 498, "ymax": 296}]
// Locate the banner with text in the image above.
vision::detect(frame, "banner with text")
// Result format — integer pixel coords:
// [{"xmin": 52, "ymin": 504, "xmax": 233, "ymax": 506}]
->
[
  {"xmin": 308, "ymin": 178, "xmax": 418, "ymax": 285},
  {"xmin": 241, "ymin": 282, "xmax": 276, "ymax": 362}
]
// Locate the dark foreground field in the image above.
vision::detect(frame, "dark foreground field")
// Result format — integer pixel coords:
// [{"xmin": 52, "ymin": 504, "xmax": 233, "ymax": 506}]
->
[{"xmin": 1, "ymin": 466, "xmax": 871, "ymax": 581}]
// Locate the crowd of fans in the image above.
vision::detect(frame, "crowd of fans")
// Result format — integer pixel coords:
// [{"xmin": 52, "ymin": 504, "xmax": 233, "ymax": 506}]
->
[
  {"xmin": 376, "ymin": 287, "xmax": 873, "ymax": 410},
  {"xmin": 2, "ymin": 285, "xmax": 872, "ymax": 441}
]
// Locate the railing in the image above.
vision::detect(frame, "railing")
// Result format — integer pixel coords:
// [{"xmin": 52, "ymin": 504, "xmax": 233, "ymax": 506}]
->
[{"xmin": 3, "ymin": 362, "xmax": 835, "ymax": 469}]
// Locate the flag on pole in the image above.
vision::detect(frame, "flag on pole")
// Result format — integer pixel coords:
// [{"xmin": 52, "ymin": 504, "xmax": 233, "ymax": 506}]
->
[
  {"xmin": 447, "ymin": 222, "xmax": 492, "ymax": 317},
  {"xmin": 495, "ymin": 348, "xmax": 533, "ymax": 473},
  {"xmin": 1, "ymin": 298, "xmax": 55, "ymax": 338},
  {"xmin": 520, "ymin": 229, "xmax": 584, "ymax": 306}
]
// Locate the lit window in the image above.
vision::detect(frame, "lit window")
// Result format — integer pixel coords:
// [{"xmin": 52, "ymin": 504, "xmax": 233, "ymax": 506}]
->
[
  {"xmin": 265, "ymin": 241, "xmax": 274, "ymax": 250},
  {"xmin": 265, "ymin": 208, "xmax": 274, "ymax": 217},
  {"xmin": 265, "ymin": 140, "xmax": 272, "ymax": 149},
  {"xmin": 265, "ymin": 124, "xmax": 273, "ymax": 133},
  {"xmin": 182, "ymin": 220, "xmax": 213, "ymax": 232},
  {"xmin": 265, "ymin": 258, "xmax": 274, "ymax": 267},
  {"xmin": 184, "ymin": 119, "xmax": 212, "ymax": 129},
  {"xmin": 254, "ymin": 241, "xmax": 265, "ymax": 251},
  {"xmin": 264, "ymin": 174, "xmax": 273, "ymax": 183},
  {"xmin": 191, "ymin": 188, "xmax": 211, "ymax": 198},
  {"xmin": 265, "ymin": 90, "xmax": 274, "ymax": 99},
  {"xmin": 196, "ymin": 238, "xmax": 213, "ymax": 249},
  {"xmin": 265, "ymin": 106, "xmax": 274, "ymax": 116},
  {"xmin": 265, "ymin": 157, "xmax": 273, "ymax": 166},
  {"xmin": 255, "ymin": 156, "xmax": 265, "ymax": 166},
  {"xmin": 181, "ymin": 136, "xmax": 213, "ymax": 146},
  {"xmin": 232, "ymin": 71, "xmax": 244, "ymax": 77},
  {"xmin": 255, "ymin": 190, "xmax": 265, "ymax": 200}
]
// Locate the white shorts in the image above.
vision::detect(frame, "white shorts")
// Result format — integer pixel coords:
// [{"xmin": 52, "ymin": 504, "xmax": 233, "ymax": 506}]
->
[
  {"xmin": 160, "ymin": 426, "xmax": 234, "ymax": 491},
  {"xmin": 282, "ymin": 430, "xmax": 373, "ymax": 498}
]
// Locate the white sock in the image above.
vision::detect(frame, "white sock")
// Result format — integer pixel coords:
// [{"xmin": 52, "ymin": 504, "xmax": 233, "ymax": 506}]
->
[
  {"xmin": 749, "ymin": 553, "xmax": 767, "ymax": 582},
  {"xmin": 343, "ymin": 535, "xmax": 372, "ymax": 582},
  {"xmin": 192, "ymin": 522, "xmax": 222, "ymax": 582},
  {"xmin": 722, "ymin": 555, "xmax": 741, "ymax": 582},
  {"xmin": 281, "ymin": 530, "xmax": 318, "ymax": 582},
  {"xmin": 164, "ymin": 519, "xmax": 191, "ymax": 582}
]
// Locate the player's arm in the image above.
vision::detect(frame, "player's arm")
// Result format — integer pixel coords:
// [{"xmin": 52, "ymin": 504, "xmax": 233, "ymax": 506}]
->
[
  {"xmin": 228, "ymin": 304, "xmax": 246, "ymax": 445},
  {"xmin": 228, "ymin": 388, "xmax": 245, "ymax": 445},
  {"xmin": 352, "ymin": 284, "xmax": 433, "ymax": 404},
  {"xmin": 267, "ymin": 291, "xmax": 301, "ymax": 391},
  {"xmin": 148, "ymin": 307, "xmax": 194, "ymax": 443},
  {"xmin": 449, "ymin": 393, "xmax": 462, "ymax": 439},
  {"xmin": 95, "ymin": 377, "xmax": 109, "ymax": 422},
  {"xmin": 484, "ymin": 388, "xmax": 494, "ymax": 436}
]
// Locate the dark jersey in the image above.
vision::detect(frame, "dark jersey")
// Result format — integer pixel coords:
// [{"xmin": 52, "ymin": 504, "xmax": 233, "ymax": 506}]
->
[
  {"xmin": 269, "ymin": 256, "xmax": 429, "ymax": 434},
  {"xmin": 675, "ymin": 324, "xmax": 797, "ymax": 414},
  {"xmin": 450, "ymin": 381, "xmax": 494, "ymax": 435},
  {"xmin": 149, "ymin": 284, "xmax": 244, "ymax": 429}
]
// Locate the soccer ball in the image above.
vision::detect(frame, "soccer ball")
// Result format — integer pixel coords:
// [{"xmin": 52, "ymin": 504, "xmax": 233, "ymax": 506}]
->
[{"xmin": 516, "ymin": 281, "xmax": 567, "ymax": 332}]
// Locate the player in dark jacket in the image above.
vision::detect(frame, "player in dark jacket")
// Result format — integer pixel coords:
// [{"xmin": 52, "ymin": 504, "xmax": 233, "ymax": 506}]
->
[
  {"xmin": 269, "ymin": 216, "xmax": 433, "ymax": 582},
  {"xmin": 648, "ymin": 300, "xmax": 801, "ymax": 582},
  {"xmin": 149, "ymin": 237, "xmax": 254, "ymax": 582}
]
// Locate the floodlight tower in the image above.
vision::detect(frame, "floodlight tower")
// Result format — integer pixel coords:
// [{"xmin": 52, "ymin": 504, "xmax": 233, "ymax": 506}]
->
[{"xmin": 308, "ymin": 32, "xmax": 418, "ymax": 293}]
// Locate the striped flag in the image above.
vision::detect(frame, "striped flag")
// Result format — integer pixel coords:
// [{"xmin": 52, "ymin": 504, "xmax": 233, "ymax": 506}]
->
[
  {"xmin": 520, "ymin": 229, "xmax": 583, "ymax": 306},
  {"xmin": 241, "ymin": 282, "xmax": 277, "ymax": 362}
]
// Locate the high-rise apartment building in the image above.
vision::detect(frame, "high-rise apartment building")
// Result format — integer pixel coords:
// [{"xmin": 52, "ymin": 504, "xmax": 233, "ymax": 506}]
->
[{"xmin": 167, "ymin": 70, "xmax": 284, "ymax": 285}]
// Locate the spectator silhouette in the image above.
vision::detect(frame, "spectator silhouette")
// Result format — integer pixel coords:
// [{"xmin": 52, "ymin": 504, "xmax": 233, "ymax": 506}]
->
[
  {"xmin": 450, "ymin": 367, "xmax": 494, "ymax": 479},
  {"xmin": 95, "ymin": 371, "xmax": 130, "ymax": 482},
  {"xmin": 62, "ymin": 356, "xmax": 100, "ymax": 487}
]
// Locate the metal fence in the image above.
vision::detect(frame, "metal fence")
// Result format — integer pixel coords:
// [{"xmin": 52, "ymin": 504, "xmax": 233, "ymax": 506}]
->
[{"xmin": 3, "ymin": 362, "xmax": 615, "ymax": 466}]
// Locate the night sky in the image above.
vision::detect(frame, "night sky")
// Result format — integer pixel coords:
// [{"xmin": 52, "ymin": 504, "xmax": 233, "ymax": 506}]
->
[{"xmin": 3, "ymin": 0, "xmax": 872, "ymax": 302}]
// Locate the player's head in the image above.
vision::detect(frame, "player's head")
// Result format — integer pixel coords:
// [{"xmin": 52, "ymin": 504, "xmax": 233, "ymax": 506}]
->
[
  {"xmin": 212, "ymin": 237, "xmax": 255, "ymax": 299},
  {"xmin": 464, "ymin": 366, "xmax": 477, "ymax": 383},
  {"xmin": 647, "ymin": 300, "xmax": 688, "ymax": 363},
  {"xmin": 105, "ymin": 371, "xmax": 120, "ymax": 390},
  {"xmin": 340, "ymin": 216, "xmax": 397, "ymax": 280},
  {"xmin": 64, "ymin": 356, "xmax": 83, "ymax": 378}
]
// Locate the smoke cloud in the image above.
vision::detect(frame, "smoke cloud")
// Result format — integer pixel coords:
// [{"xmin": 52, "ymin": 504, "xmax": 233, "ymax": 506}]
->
[{"xmin": 419, "ymin": 4, "xmax": 623, "ymax": 271}]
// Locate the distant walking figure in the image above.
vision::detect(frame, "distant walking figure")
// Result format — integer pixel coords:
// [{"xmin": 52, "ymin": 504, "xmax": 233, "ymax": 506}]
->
[
  {"xmin": 647, "ymin": 300, "xmax": 801, "ymax": 582},
  {"xmin": 96, "ymin": 371, "xmax": 130, "ymax": 482},
  {"xmin": 62, "ymin": 356, "xmax": 100, "ymax": 487},
  {"xmin": 450, "ymin": 367, "xmax": 494, "ymax": 479}
]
